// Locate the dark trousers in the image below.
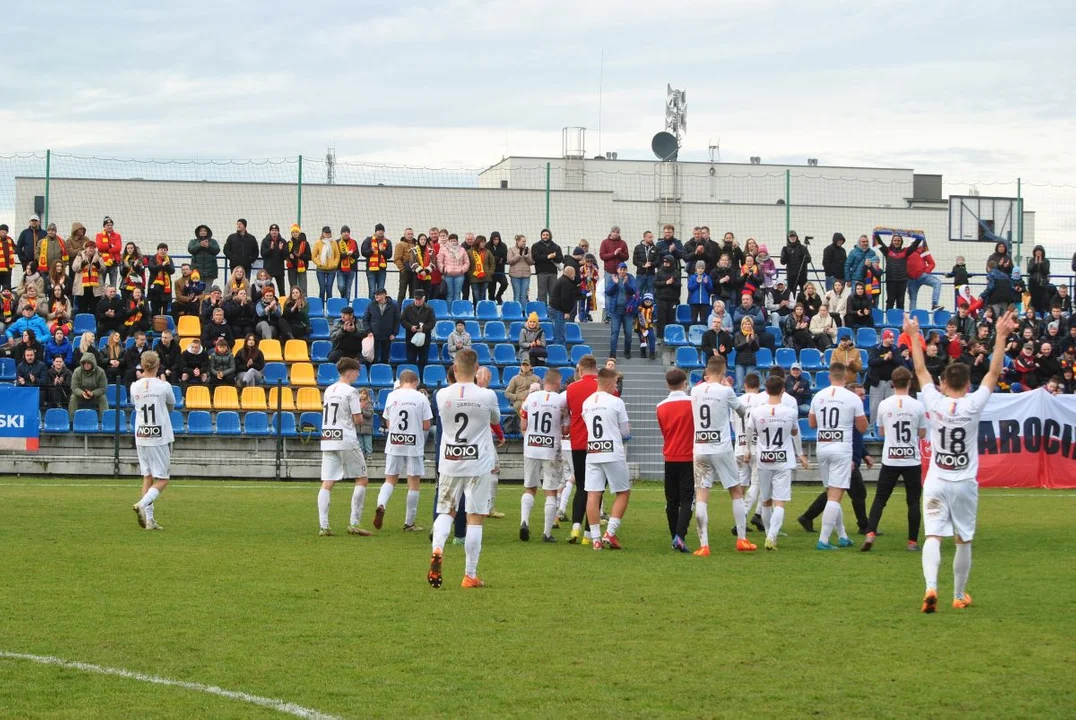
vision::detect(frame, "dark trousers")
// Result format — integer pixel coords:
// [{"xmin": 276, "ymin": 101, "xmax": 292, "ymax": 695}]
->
[
  {"xmin": 656, "ymin": 300, "xmax": 677, "ymax": 340},
  {"xmin": 489, "ymin": 273, "xmax": 508, "ymax": 303},
  {"xmin": 868, "ymin": 464, "xmax": 922, "ymax": 542},
  {"xmin": 691, "ymin": 304, "xmax": 709, "ymax": 325},
  {"xmin": 663, "ymin": 461, "xmax": 694, "ymax": 539},
  {"xmin": 570, "ymin": 449, "xmax": 603, "ymax": 525},
  {"xmin": 885, "ymin": 280, "xmax": 907, "ymax": 310},
  {"xmin": 803, "ymin": 466, "xmax": 869, "ymax": 531},
  {"xmin": 372, "ymin": 337, "xmax": 391, "ymax": 365},
  {"xmin": 406, "ymin": 341, "xmax": 428, "ymax": 376}
]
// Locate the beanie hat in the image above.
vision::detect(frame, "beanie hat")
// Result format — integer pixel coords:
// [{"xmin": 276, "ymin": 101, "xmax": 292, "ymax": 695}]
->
[
  {"xmin": 527, "ymin": 312, "xmax": 540, "ymax": 323},
  {"xmin": 758, "ymin": 244, "xmax": 768, "ymax": 255},
  {"xmin": 290, "ymin": 223, "xmax": 301, "ymax": 234},
  {"xmin": 375, "ymin": 223, "xmax": 385, "ymax": 232},
  {"xmin": 882, "ymin": 329, "xmax": 895, "ymax": 341}
]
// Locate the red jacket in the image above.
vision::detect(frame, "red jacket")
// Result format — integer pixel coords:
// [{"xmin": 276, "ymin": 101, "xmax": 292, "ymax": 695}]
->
[
  {"xmin": 95, "ymin": 230, "xmax": 122, "ymax": 268},
  {"xmin": 656, "ymin": 391, "xmax": 693, "ymax": 462},
  {"xmin": 567, "ymin": 373, "xmax": 599, "ymax": 450},
  {"xmin": 599, "ymin": 236, "xmax": 629, "ymax": 274},
  {"xmin": 906, "ymin": 246, "xmax": 936, "ymax": 280}
]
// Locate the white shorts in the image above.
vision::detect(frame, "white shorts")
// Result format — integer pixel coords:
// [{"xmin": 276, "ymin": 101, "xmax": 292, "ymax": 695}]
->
[
  {"xmin": 757, "ymin": 468, "xmax": 792, "ymax": 503},
  {"xmin": 694, "ymin": 451, "xmax": 740, "ymax": 490},
  {"xmin": 436, "ymin": 474, "xmax": 496, "ymax": 516},
  {"xmin": 137, "ymin": 443, "xmax": 172, "ymax": 479},
  {"xmin": 817, "ymin": 451, "xmax": 853, "ymax": 489},
  {"xmin": 523, "ymin": 456, "xmax": 561, "ymax": 491},
  {"xmin": 923, "ymin": 475, "xmax": 978, "ymax": 541},
  {"xmin": 384, "ymin": 454, "xmax": 424, "ymax": 479},
  {"xmin": 583, "ymin": 460, "xmax": 631, "ymax": 494},
  {"xmin": 321, "ymin": 447, "xmax": 368, "ymax": 482}
]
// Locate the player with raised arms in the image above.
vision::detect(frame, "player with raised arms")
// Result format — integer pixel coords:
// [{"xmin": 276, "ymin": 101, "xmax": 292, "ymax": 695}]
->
[
  {"xmin": 428, "ymin": 347, "xmax": 501, "ymax": 589},
  {"xmin": 808, "ymin": 362, "xmax": 868, "ymax": 550},
  {"xmin": 582, "ymin": 367, "xmax": 632, "ymax": 550},
  {"xmin": 317, "ymin": 357, "xmax": 372, "ymax": 537},
  {"xmin": 519, "ymin": 368, "xmax": 570, "ymax": 542},
  {"xmin": 373, "ymin": 369, "xmax": 433, "ymax": 532},
  {"xmin": 905, "ymin": 309, "xmax": 1017, "ymax": 613},
  {"xmin": 131, "ymin": 351, "xmax": 175, "ymax": 530}
]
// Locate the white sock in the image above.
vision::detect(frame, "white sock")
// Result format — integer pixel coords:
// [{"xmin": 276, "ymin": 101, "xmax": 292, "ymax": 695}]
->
[
  {"xmin": 144, "ymin": 501, "xmax": 155, "ymax": 523},
  {"xmin": 820, "ymin": 500, "xmax": 840, "ymax": 544},
  {"xmin": 464, "ymin": 525, "xmax": 483, "ymax": 576},
  {"xmin": 953, "ymin": 543, "xmax": 972, "ymax": 597},
  {"xmin": 572, "ymin": 522, "xmax": 582, "ymax": 533},
  {"xmin": 318, "ymin": 488, "xmax": 331, "ymax": 529},
  {"xmin": 431, "ymin": 513, "xmax": 453, "ymax": 552},
  {"xmin": 543, "ymin": 497, "xmax": 557, "ymax": 537},
  {"xmin": 768, "ymin": 506, "xmax": 785, "ymax": 541},
  {"xmin": 695, "ymin": 501, "xmax": 709, "ymax": 547},
  {"xmin": 732, "ymin": 499, "xmax": 747, "ymax": 540},
  {"xmin": 559, "ymin": 482, "xmax": 573, "ymax": 514},
  {"xmin": 138, "ymin": 487, "xmax": 160, "ymax": 507},
  {"xmin": 922, "ymin": 537, "xmax": 941, "ymax": 591},
  {"xmin": 590, "ymin": 523, "xmax": 602, "ymax": 542},
  {"xmin": 744, "ymin": 484, "xmax": 759, "ymax": 516},
  {"xmin": 350, "ymin": 485, "xmax": 366, "ymax": 526},
  {"xmin": 376, "ymin": 482, "xmax": 394, "ymax": 509},
  {"xmin": 405, "ymin": 490, "xmax": 420, "ymax": 526},
  {"xmin": 835, "ymin": 504, "xmax": 848, "ymax": 540},
  {"xmin": 761, "ymin": 505, "xmax": 772, "ymax": 531},
  {"xmin": 607, "ymin": 517, "xmax": 622, "ymax": 536},
  {"xmin": 520, "ymin": 492, "xmax": 535, "ymax": 526}
]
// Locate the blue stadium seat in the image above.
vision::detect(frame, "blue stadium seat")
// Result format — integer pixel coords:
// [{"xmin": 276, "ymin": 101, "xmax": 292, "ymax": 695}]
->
[
  {"xmin": 0, "ymin": 358, "xmax": 14, "ymax": 382},
  {"xmin": 675, "ymin": 347, "xmax": 702, "ymax": 369},
  {"xmin": 170, "ymin": 410, "xmax": 186, "ymax": 435},
  {"xmin": 571, "ymin": 345, "xmax": 593, "ymax": 365},
  {"xmin": 306, "ymin": 297, "xmax": 324, "ymax": 317},
  {"xmin": 215, "ymin": 411, "xmax": 242, "ymax": 436},
  {"xmin": 546, "ymin": 344, "xmax": 569, "ymax": 366},
  {"xmin": 885, "ymin": 309, "xmax": 904, "ymax": 327},
  {"xmin": 373, "ymin": 413, "xmax": 384, "ymax": 438},
  {"xmin": 440, "ymin": 345, "xmax": 454, "ymax": 363},
  {"xmin": 428, "ymin": 299, "xmax": 449, "ymax": 319},
  {"xmin": 483, "ymin": 321, "xmax": 507, "ymax": 343},
  {"xmin": 836, "ymin": 326, "xmax": 853, "ymax": 342},
  {"xmin": 911, "ymin": 309, "xmax": 931, "ymax": 328},
  {"xmin": 309, "ymin": 317, "xmax": 330, "ymax": 340},
  {"xmin": 186, "ymin": 410, "xmax": 213, "ymax": 435},
  {"xmin": 465, "ymin": 320, "xmax": 482, "ymax": 339},
  {"xmin": 497, "ymin": 300, "xmax": 522, "ymax": 323},
  {"xmin": 72, "ymin": 408, "xmax": 100, "ymax": 434},
  {"xmin": 872, "ymin": 309, "xmax": 884, "ymax": 326},
  {"xmin": 370, "ymin": 364, "xmax": 394, "ymax": 388},
  {"xmin": 755, "ymin": 348, "xmax": 774, "ymax": 369},
  {"xmin": 933, "ymin": 309, "xmax": 952, "ymax": 329},
  {"xmin": 775, "ymin": 348, "xmax": 797, "ymax": 369},
  {"xmin": 689, "ymin": 369, "xmax": 704, "ymax": 385},
  {"xmin": 473, "ymin": 343, "xmax": 492, "ymax": 365},
  {"xmin": 856, "ymin": 328, "xmax": 878, "ymax": 348},
  {"xmin": 503, "ymin": 366, "xmax": 520, "ymax": 386},
  {"xmin": 768, "ymin": 324, "xmax": 783, "ymax": 346},
  {"xmin": 687, "ymin": 324, "xmax": 706, "ymax": 346},
  {"xmin": 496, "ymin": 390, "xmax": 512, "ymax": 414},
  {"xmin": 540, "ymin": 322, "xmax": 554, "ymax": 338},
  {"xmin": 485, "ymin": 366, "xmax": 503, "ymax": 388},
  {"xmin": 298, "ymin": 412, "xmax": 321, "ymax": 436},
  {"xmin": 351, "ymin": 298, "xmax": 371, "ymax": 317},
  {"xmin": 270, "ymin": 412, "xmax": 297, "ymax": 437},
  {"xmin": 451, "ymin": 300, "xmax": 475, "ymax": 319},
  {"xmin": 105, "ymin": 384, "xmax": 129, "ymax": 408},
  {"xmin": 508, "ymin": 321, "xmax": 525, "ymax": 340},
  {"xmin": 316, "ymin": 363, "xmax": 338, "ymax": 386},
  {"xmin": 799, "ymin": 348, "xmax": 824, "ymax": 371},
  {"xmin": 815, "ymin": 371, "xmax": 831, "ymax": 389},
  {"xmin": 676, "ymin": 304, "xmax": 692, "ymax": 324},
  {"xmin": 73, "ymin": 313, "xmax": 96, "ymax": 336},
  {"xmin": 263, "ymin": 362, "xmax": 288, "ymax": 385},
  {"xmin": 243, "ymin": 411, "xmax": 269, "ymax": 436},
  {"xmin": 799, "ymin": 418, "xmax": 817, "ymax": 442},
  {"xmin": 427, "ymin": 343, "xmax": 441, "ymax": 363},
  {"xmin": 101, "ymin": 409, "xmax": 127, "ymax": 433},
  {"xmin": 525, "ymin": 301, "xmax": 548, "ymax": 321},
  {"xmin": 375, "ymin": 389, "xmax": 391, "ymax": 411},
  {"xmin": 558, "ymin": 369, "xmax": 575, "ymax": 387},
  {"xmin": 389, "ymin": 342, "xmax": 409, "ymax": 364},
  {"xmin": 171, "ymin": 384, "xmax": 184, "ymax": 409},
  {"xmin": 859, "ymin": 349, "xmax": 869, "ymax": 369},
  {"xmin": 400, "ymin": 298, "xmax": 414, "ymax": 313},
  {"xmin": 396, "ymin": 364, "xmax": 419, "ymax": 381},
  {"xmin": 310, "ymin": 340, "xmax": 331, "ymax": 363},
  {"xmin": 326, "ymin": 298, "xmax": 348, "ymax": 318},
  {"xmin": 476, "ymin": 300, "xmax": 499, "ymax": 320},
  {"xmin": 422, "ymin": 365, "xmax": 447, "ymax": 388},
  {"xmin": 531, "ymin": 366, "xmax": 547, "ymax": 380},
  {"xmin": 43, "ymin": 408, "xmax": 70, "ymax": 433},
  {"xmin": 824, "ymin": 349, "xmax": 834, "ymax": 366},
  {"xmin": 493, "ymin": 344, "xmax": 517, "ymax": 366},
  {"xmin": 565, "ymin": 322, "xmax": 583, "ymax": 345},
  {"xmin": 664, "ymin": 325, "xmax": 687, "ymax": 346},
  {"xmin": 432, "ymin": 320, "xmax": 456, "ymax": 341}
]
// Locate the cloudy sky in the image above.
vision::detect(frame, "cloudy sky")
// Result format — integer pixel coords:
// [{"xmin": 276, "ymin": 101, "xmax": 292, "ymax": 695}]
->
[{"xmin": 3, "ymin": 0, "xmax": 1073, "ymax": 182}]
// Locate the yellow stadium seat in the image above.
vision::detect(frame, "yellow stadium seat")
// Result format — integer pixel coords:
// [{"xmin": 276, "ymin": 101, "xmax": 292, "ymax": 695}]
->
[
  {"xmin": 284, "ymin": 339, "xmax": 310, "ymax": 363},
  {"xmin": 213, "ymin": 385, "xmax": 241, "ymax": 410},
  {"xmin": 177, "ymin": 316, "xmax": 201, "ymax": 338},
  {"xmin": 185, "ymin": 385, "xmax": 211, "ymax": 410},
  {"xmin": 240, "ymin": 386, "xmax": 267, "ymax": 411},
  {"xmin": 260, "ymin": 339, "xmax": 283, "ymax": 362},
  {"xmin": 295, "ymin": 387, "xmax": 322, "ymax": 411},
  {"xmin": 232, "ymin": 339, "xmax": 244, "ymax": 355},
  {"xmin": 267, "ymin": 386, "xmax": 296, "ymax": 412},
  {"xmin": 179, "ymin": 337, "xmax": 196, "ymax": 353},
  {"xmin": 290, "ymin": 362, "xmax": 316, "ymax": 386}
]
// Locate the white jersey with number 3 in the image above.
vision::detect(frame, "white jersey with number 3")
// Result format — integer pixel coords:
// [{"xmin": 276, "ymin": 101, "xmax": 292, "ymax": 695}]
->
[
  {"xmin": 747, "ymin": 403, "xmax": 798, "ymax": 470},
  {"xmin": 809, "ymin": 386, "xmax": 864, "ymax": 456},
  {"xmin": 521, "ymin": 390, "xmax": 568, "ymax": 460},
  {"xmin": 383, "ymin": 387, "xmax": 433, "ymax": 457},
  {"xmin": 131, "ymin": 377, "xmax": 175, "ymax": 446},
  {"xmin": 878, "ymin": 394, "xmax": 927, "ymax": 467},
  {"xmin": 690, "ymin": 381, "xmax": 742, "ymax": 454},
  {"xmin": 436, "ymin": 382, "xmax": 500, "ymax": 475},
  {"xmin": 921, "ymin": 384, "xmax": 989, "ymax": 482},
  {"xmin": 582, "ymin": 391, "xmax": 630, "ymax": 463},
  {"xmin": 321, "ymin": 381, "xmax": 361, "ymax": 450}
]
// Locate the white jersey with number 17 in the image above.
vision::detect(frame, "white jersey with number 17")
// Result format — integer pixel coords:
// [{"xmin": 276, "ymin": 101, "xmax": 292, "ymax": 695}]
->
[
  {"xmin": 581, "ymin": 391, "xmax": 630, "ymax": 463},
  {"xmin": 436, "ymin": 382, "xmax": 500, "ymax": 476},
  {"xmin": 921, "ymin": 384, "xmax": 989, "ymax": 482},
  {"xmin": 321, "ymin": 382, "xmax": 361, "ymax": 451}
]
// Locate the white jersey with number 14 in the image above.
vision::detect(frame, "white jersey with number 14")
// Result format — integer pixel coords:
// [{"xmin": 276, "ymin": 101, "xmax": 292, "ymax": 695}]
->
[{"xmin": 746, "ymin": 403, "xmax": 798, "ymax": 470}]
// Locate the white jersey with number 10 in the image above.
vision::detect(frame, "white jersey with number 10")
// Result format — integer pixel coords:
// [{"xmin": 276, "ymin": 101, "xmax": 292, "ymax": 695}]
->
[
  {"xmin": 690, "ymin": 381, "xmax": 742, "ymax": 454},
  {"xmin": 809, "ymin": 386, "xmax": 864, "ymax": 455},
  {"xmin": 921, "ymin": 384, "xmax": 989, "ymax": 482},
  {"xmin": 581, "ymin": 391, "xmax": 630, "ymax": 463},
  {"xmin": 436, "ymin": 382, "xmax": 500, "ymax": 476}
]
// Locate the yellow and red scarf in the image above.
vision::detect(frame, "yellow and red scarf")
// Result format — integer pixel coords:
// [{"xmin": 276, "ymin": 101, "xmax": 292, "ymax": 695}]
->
[
  {"xmin": 368, "ymin": 239, "xmax": 387, "ymax": 271},
  {"xmin": 123, "ymin": 255, "xmax": 144, "ymax": 292},
  {"xmin": 338, "ymin": 238, "xmax": 357, "ymax": 273},
  {"xmin": 415, "ymin": 245, "xmax": 431, "ymax": 281},
  {"xmin": 152, "ymin": 254, "xmax": 172, "ymax": 294},
  {"xmin": 287, "ymin": 240, "xmax": 308, "ymax": 272},
  {"xmin": 38, "ymin": 236, "xmax": 68, "ymax": 272},
  {"xmin": 81, "ymin": 261, "xmax": 100, "ymax": 289},
  {"xmin": 124, "ymin": 298, "xmax": 145, "ymax": 327},
  {"xmin": 0, "ymin": 237, "xmax": 14, "ymax": 272},
  {"xmin": 471, "ymin": 250, "xmax": 486, "ymax": 279},
  {"xmin": 0, "ymin": 293, "xmax": 14, "ymax": 319}
]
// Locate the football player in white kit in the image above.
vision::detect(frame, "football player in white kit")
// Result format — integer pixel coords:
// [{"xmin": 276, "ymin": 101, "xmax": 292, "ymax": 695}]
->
[
  {"xmin": 690, "ymin": 356, "xmax": 749, "ymax": 555},
  {"xmin": 428, "ymin": 348, "xmax": 501, "ymax": 589},
  {"xmin": 556, "ymin": 421, "xmax": 574, "ymax": 523},
  {"xmin": 742, "ymin": 375, "xmax": 808, "ymax": 550},
  {"xmin": 905, "ymin": 310, "xmax": 1017, "ymax": 613},
  {"xmin": 519, "ymin": 369, "xmax": 570, "ymax": 542},
  {"xmin": 582, "ymin": 368, "xmax": 632, "ymax": 550},
  {"xmin": 131, "ymin": 352, "xmax": 175, "ymax": 531},
  {"xmin": 373, "ymin": 369, "xmax": 433, "ymax": 532},
  {"xmin": 808, "ymin": 362, "xmax": 868, "ymax": 550},
  {"xmin": 739, "ymin": 369, "xmax": 799, "ymax": 536},
  {"xmin": 317, "ymin": 358, "xmax": 372, "ymax": 537}
]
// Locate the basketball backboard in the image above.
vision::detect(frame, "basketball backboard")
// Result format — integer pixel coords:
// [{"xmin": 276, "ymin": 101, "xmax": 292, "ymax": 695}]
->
[{"xmin": 949, "ymin": 195, "xmax": 1016, "ymax": 243}]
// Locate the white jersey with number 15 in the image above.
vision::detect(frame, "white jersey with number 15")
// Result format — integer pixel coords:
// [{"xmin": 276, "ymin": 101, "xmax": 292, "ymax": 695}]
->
[{"xmin": 878, "ymin": 394, "xmax": 927, "ymax": 467}]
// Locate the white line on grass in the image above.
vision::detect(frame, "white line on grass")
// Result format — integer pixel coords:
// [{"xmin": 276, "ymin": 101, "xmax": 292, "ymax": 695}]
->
[{"xmin": 0, "ymin": 651, "xmax": 341, "ymax": 720}]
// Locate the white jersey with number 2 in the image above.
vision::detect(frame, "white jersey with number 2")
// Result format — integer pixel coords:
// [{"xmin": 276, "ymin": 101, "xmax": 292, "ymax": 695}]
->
[
  {"xmin": 436, "ymin": 382, "xmax": 500, "ymax": 476},
  {"xmin": 921, "ymin": 384, "xmax": 989, "ymax": 482},
  {"xmin": 878, "ymin": 394, "xmax": 927, "ymax": 467}
]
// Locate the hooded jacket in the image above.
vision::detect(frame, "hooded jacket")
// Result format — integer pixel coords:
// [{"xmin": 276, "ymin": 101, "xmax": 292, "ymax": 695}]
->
[
  {"xmin": 844, "ymin": 244, "xmax": 879, "ymax": 284},
  {"xmin": 71, "ymin": 352, "xmax": 107, "ymax": 399},
  {"xmin": 1027, "ymin": 246, "xmax": 1050, "ymax": 288},
  {"xmin": 261, "ymin": 232, "xmax": 289, "ymax": 277},
  {"xmin": 187, "ymin": 226, "xmax": 220, "ymax": 281},
  {"xmin": 906, "ymin": 244, "xmax": 936, "ymax": 280},
  {"xmin": 654, "ymin": 256, "xmax": 681, "ymax": 303},
  {"xmin": 531, "ymin": 232, "xmax": 563, "ymax": 275},
  {"xmin": 780, "ymin": 236, "xmax": 812, "ymax": 288},
  {"xmin": 45, "ymin": 336, "xmax": 74, "ymax": 367},
  {"xmin": 822, "ymin": 234, "xmax": 847, "ymax": 280}
]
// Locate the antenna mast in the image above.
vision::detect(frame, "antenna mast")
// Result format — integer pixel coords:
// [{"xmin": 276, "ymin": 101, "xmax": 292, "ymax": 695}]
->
[{"xmin": 326, "ymin": 146, "xmax": 336, "ymax": 185}]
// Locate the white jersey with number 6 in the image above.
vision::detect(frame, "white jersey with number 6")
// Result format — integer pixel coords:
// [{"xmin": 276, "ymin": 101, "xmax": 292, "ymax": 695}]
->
[
  {"xmin": 131, "ymin": 377, "xmax": 175, "ymax": 446},
  {"xmin": 321, "ymin": 381, "xmax": 361, "ymax": 451},
  {"xmin": 809, "ymin": 386, "xmax": 864, "ymax": 456},
  {"xmin": 581, "ymin": 391, "xmax": 630, "ymax": 463},
  {"xmin": 921, "ymin": 384, "xmax": 989, "ymax": 482},
  {"xmin": 521, "ymin": 390, "xmax": 568, "ymax": 460},
  {"xmin": 878, "ymin": 395, "xmax": 927, "ymax": 467},
  {"xmin": 747, "ymin": 403, "xmax": 798, "ymax": 470},
  {"xmin": 436, "ymin": 382, "xmax": 500, "ymax": 476},
  {"xmin": 383, "ymin": 387, "xmax": 433, "ymax": 457},
  {"xmin": 690, "ymin": 381, "xmax": 742, "ymax": 454}
]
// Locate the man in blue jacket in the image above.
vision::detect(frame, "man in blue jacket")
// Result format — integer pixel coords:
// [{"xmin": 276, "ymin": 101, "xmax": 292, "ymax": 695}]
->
[
  {"xmin": 605, "ymin": 262, "xmax": 637, "ymax": 359},
  {"xmin": 6, "ymin": 304, "xmax": 50, "ymax": 342},
  {"xmin": 844, "ymin": 234, "xmax": 879, "ymax": 286}
]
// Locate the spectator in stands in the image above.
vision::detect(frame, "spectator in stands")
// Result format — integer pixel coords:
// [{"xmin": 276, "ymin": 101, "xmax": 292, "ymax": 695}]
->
[
  {"xmin": 867, "ymin": 329, "xmax": 900, "ymax": 424},
  {"xmin": 333, "ymin": 226, "xmax": 358, "ymax": 301},
  {"xmin": 226, "ymin": 288, "xmax": 258, "ymax": 339},
  {"xmin": 687, "ymin": 261, "xmax": 713, "ymax": 325},
  {"xmin": 45, "ymin": 328, "xmax": 74, "ymax": 368},
  {"xmin": 207, "ymin": 338, "xmax": 236, "ymax": 388},
  {"xmin": 199, "ymin": 286, "xmax": 224, "ymax": 323},
  {"xmin": 0, "ymin": 289, "xmax": 14, "ymax": 337},
  {"xmin": 564, "ymin": 246, "xmax": 583, "ymax": 276},
  {"xmin": 786, "ymin": 362, "xmax": 812, "ymax": 416},
  {"xmin": 224, "ymin": 219, "xmax": 259, "ymax": 280},
  {"xmin": 409, "ymin": 233, "xmax": 435, "ymax": 299},
  {"xmin": 952, "ymin": 302, "xmax": 976, "ymax": 338},
  {"xmin": 784, "ymin": 303, "xmax": 812, "ymax": 351},
  {"xmin": 487, "ymin": 231, "xmax": 509, "ymax": 304},
  {"xmin": 460, "ymin": 232, "xmax": 475, "ymax": 302},
  {"xmin": 446, "ymin": 319, "xmax": 471, "ymax": 361},
  {"xmin": 796, "ymin": 281, "xmax": 822, "ymax": 317},
  {"xmin": 18, "ymin": 265, "xmax": 45, "ymax": 301},
  {"xmin": 312, "ymin": 226, "xmax": 340, "ymax": 306},
  {"xmin": 121, "ymin": 287, "xmax": 150, "ymax": 337},
  {"xmin": 740, "ymin": 254, "xmax": 763, "ymax": 304},
  {"xmin": 146, "ymin": 243, "xmax": 174, "ymax": 317},
  {"xmin": 123, "ymin": 330, "xmax": 150, "ymax": 386},
  {"xmin": 518, "ymin": 311, "xmax": 547, "ymax": 364},
  {"xmin": 17, "ymin": 283, "xmax": 46, "ymax": 318},
  {"xmin": 179, "ymin": 336, "xmax": 209, "ymax": 388},
  {"xmin": 733, "ymin": 316, "xmax": 759, "ymax": 388},
  {"xmin": 532, "ymin": 229, "xmax": 563, "ymax": 306},
  {"xmin": 822, "ymin": 233, "xmax": 847, "ymax": 291},
  {"xmin": 709, "ymin": 253, "xmax": 738, "ymax": 306},
  {"xmin": 261, "ymin": 224, "xmax": 288, "ymax": 296},
  {"xmin": 1037, "ymin": 342, "xmax": 1062, "ymax": 385},
  {"xmin": 700, "ymin": 314, "xmax": 732, "ymax": 361},
  {"xmin": 187, "ymin": 224, "xmax": 219, "ymax": 286},
  {"xmin": 946, "ymin": 255, "xmax": 969, "ymax": 302},
  {"xmin": 683, "ymin": 227, "xmax": 714, "ymax": 275},
  {"xmin": 286, "ymin": 224, "xmax": 311, "ymax": 295},
  {"xmin": 363, "ymin": 287, "xmax": 399, "ymax": 365},
  {"xmin": 16, "ymin": 215, "xmax": 45, "ymax": 276},
  {"xmin": 988, "ymin": 241, "xmax": 1012, "ymax": 272},
  {"xmin": 6, "ymin": 303, "xmax": 49, "ymax": 342},
  {"xmin": 16, "ymin": 346, "xmax": 46, "ymax": 389},
  {"xmin": 202, "ymin": 307, "xmax": 234, "ymax": 348},
  {"xmin": 732, "ymin": 292, "xmax": 765, "ymax": 330},
  {"xmin": 154, "ymin": 329, "xmax": 180, "ymax": 384},
  {"xmin": 437, "ymin": 232, "xmax": 470, "ymax": 304},
  {"xmin": 1027, "ymin": 245, "xmax": 1051, "ymax": 314},
  {"xmin": 69, "ymin": 351, "xmax": 107, "ymax": 417},
  {"xmin": 905, "ymin": 241, "xmax": 943, "ymax": 312},
  {"xmin": 980, "ymin": 259, "xmax": 1016, "ymax": 317},
  {"xmin": 32, "ymin": 223, "xmax": 69, "ymax": 283},
  {"xmin": 468, "ymin": 235, "xmax": 493, "ymax": 307},
  {"xmin": 102, "ymin": 331, "xmax": 125, "ymax": 384},
  {"xmin": 633, "ymin": 230, "xmax": 659, "ymax": 300},
  {"xmin": 764, "ymin": 278, "xmax": 792, "ymax": 329},
  {"xmin": 119, "ymin": 242, "xmax": 145, "ymax": 300},
  {"xmin": 810, "ymin": 303, "xmax": 838, "ymax": 350},
  {"xmin": 0, "ymin": 225, "xmax": 14, "ymax": 293},
  {"xmin": 706, "ymin": 299, "xmax": 733, "ymax": 334},
  {"xmin": 548, "ymin": 266, "xmax": 578, "ymax": 346},
  {"xmin": 756, "ymin": 244, "xmax": 777, "ymax": 290},
  {"xmin": 70, "ymin": 238, "xmax": 105, "ymax": 316},
  {"xmin": 843, "ymin": 234, "xmax": 876, "ymax": 287},
  {"xmin": 46, "ymin": 284, "xmax": 73, "ymax": 337},
  {"xmin": 780, "ymin": 231, "xmax": 811, "ymax": 295},
  {"xmin": 76, "ymin": 331, "xmax": 102, "ymax": 368},
  {"xmin": 924, "ymin": 341, "xmax": 948, "ymax": 383},
  {"xmin": 507, "ymin": 234, "xmax": 534, "ymax": 303},
  {"xmin": 428, "ymin": 230, "xmax": 445, "ymax": 300},
  {"xmin": 171, "ymin": 265, "xmax": 202, "ymax": 320},
  {"xmin": 830, "ymin": 333, "xmax": 862, "ymax": 374},
  {"xmin": 394, "ymin": 228, "xmax": 415, "ymax": 305},
  {"xmin": 504, "ymin": 359, "xmax": 538, "ymax": 417},
  {"xmin": 251, "ymin": 269, "xmax": 273, "ymax": 299},
  {"xmin": 606, "ymin": 262, "xmax": 638, "ymax": 360},
  {"xmin": 234, "ymin": 334, "xmax": 265, "ymax": 387},
  {"xmin": 823, "ymin": 279, "xmax": 850, "ymax": 326},
  {"xmin": 361, "ymin": 224, "xmax": 391, "ymax": 300},
  {"xmin": 656, "ymin": 225, "xmax": 684, "ymax": 273},
  {"xmin": 845, "ymin": 281, "xmax": 874, "ymax": 328},
  {"xmin": 45, "ymin": 354, "xmax": 72, "ymax": 408},
  {"xmin": 654, "ymin": 254, "xmax": 681, "ymax": 340},
  {"xmin": 401, "ymin": 290, "xmax": 436, "ymax": 374},
  {"xmin": 872, "ymin": 232, "xmax": 921, "ymax": 310},
  {"xmin": 227, "ymin": 265, "xmax": 250, "ymax": 299},
  {"xmin": 48, "ymin": 259, "xmax": 73, "ymax": 301},
  {"xmin": 328, "ymin": 306, "xmax": 366, "ymax": 362},
  {"xmin": 577, "ymin": 254, "xmax": 599, "ymax": 322},
  {"xmin": 353, "ymin": 388, "xmax": 374, "ymax": 460},
  {"xmin": 282, "ymin": 286, "xmax": 310, "ymax": 340}
]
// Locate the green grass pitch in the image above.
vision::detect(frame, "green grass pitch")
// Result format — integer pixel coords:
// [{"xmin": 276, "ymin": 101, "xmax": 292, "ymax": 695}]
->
[{"xmin": 0, "ymin": 478, "xmax": 1073, "ymax": 718}]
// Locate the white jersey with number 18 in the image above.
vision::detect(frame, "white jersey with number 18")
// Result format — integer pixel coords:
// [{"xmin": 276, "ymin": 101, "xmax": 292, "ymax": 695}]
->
[
  {"xmin": 921, "ymin": 384, "xmax": 989, "ymax": 482},
  {"xmin": 581, "ymin": 391, "xmax": 630, "ymax": 463},
  {"xmin": 878, "ymin": 394, "xmax": 927, "ymax": 467},
  {"xmin": 436, "ymin": 382, "xmax": 500, "ymax": 476},
  {"xmin": 131, "ymin": 377, "xmax": 175, "ymax": 446}
]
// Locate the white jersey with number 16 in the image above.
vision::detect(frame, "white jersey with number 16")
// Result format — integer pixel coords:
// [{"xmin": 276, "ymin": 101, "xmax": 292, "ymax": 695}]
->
[
  {"xmin": 581, "ymin": 391, "xmax": 630, "ymax": 463},
  {"xmin": 436, "ymin": 382, "xmax": 500, "ymax": 476},
  {"xmin": 921, "ymin": 384, "xmax": 989, "ymax": 482}
]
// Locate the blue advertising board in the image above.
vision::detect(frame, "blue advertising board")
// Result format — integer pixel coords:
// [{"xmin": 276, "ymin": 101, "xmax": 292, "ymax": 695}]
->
[{"xmin": 0, "ymin": 386, "xmax": 40, "ymax": 451}]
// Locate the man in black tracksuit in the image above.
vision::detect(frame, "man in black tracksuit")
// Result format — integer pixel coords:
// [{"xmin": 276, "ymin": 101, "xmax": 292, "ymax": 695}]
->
[
  {"xmin": 780, "ymin": 231, "xmax": 812, "ymax": 295},
  {"xmin": 532, "ymin": 229, "xmax": 563, "ymax": 306},
  {"xmin": 654, "ymin": 254, "xmax": 681, "ymax": 340},
  {"xmin": 822, "ymin": 233, "xmax": 847, "ymax": 292}
]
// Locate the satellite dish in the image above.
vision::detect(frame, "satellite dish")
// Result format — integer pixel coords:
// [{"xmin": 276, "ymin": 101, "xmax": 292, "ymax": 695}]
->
[{"xmin": 651, "ymin": 132, "xmax": 679, "ymax": 162}]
